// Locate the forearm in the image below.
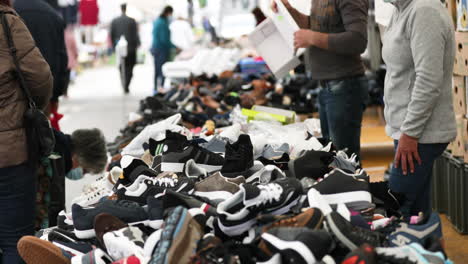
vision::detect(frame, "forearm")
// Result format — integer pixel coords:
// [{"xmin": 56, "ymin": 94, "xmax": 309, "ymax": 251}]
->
[
  {"xmin": 308, "ymin": 31, "xmax": 329, "ymax": 50},
  {"xmin": 287, "ymin": 6, "xmax": 310, "ymax": 29}
]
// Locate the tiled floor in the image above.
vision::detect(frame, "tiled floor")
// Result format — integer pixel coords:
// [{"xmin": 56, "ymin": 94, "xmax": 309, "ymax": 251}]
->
[{"xmin": 360, "ymin": 108, "xmax": 468, "ymax": 263}]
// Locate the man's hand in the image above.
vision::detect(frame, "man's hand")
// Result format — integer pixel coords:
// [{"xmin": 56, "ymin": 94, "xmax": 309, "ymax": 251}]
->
[
  {"xmin": 271, "ymin": 0, "xmax": 291, "ymax": 13},
  {"xmin": 395, "ymin": 133, "xmax": 422, "ymax": 175},
  {"xmin": 294, "ymin": 29, "xmax": 314, "ymax": 49}
]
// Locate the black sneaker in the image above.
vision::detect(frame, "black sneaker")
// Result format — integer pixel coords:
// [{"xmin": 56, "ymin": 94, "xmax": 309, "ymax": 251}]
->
[
  {"xmin": 115, "ymin": 155, "xmax": 158, "ymax": 191},
  {"xmin": 259, "ymin": 228, "xmax": 333, "ymax": 262},
  {"xmin": 325, "ymin": 211, "xmax": 385, "ymax": 251},
  {"xmin": 216, "ymin": 178, "xmax": 302, "ymax": 237},
  {"xmin": 161, "ymin": 130, "xmax": 225, "ymax": 173},
  {"xmin": 116, "ymin": 175, "xmax": 195, "ymax": 204},
  {"xmin": 311, "ymin": 168, "xmax": 372, "ymax": 211},
  {"xmin": 162, "ymin": 189, "xmax": 218, "ymax": 217},
  {"xmin": 221, "ymin": 134, "xmax": 254, "ymax": 177},
  {"xmin": 288, "ymin": 150, "xmax": 334, "ymax": 180},
  {"xmin": 369, "ymin": 181, "xmax": 406, "ymax": 217},
  {"xmin": 72, "ymin": 200, "xmax": 149, "ymax": 239}
]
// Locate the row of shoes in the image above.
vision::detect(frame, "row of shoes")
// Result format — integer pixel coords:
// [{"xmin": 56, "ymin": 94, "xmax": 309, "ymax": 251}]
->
[{"xmin": 18, "ymin": 116, "xmax": 453, "ymax": 264}]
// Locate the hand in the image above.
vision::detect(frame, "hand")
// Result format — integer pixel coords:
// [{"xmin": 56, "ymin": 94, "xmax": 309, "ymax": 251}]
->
[
  {"xmin": 271, "ymin": 0, "xmax": 291, "ymax": 13},
  {"xmin": 395, "ymin": 133, "xmax": 422, "ymax": 175},
  {"xmin": 294, "ymin": 29, "xmax": 313, "ymax": 49}
]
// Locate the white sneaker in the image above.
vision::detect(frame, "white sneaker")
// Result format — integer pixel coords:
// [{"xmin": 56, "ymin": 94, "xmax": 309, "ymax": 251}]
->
[
  {"xmin": 246, "ymin": 165, "xmax": 285, "ymax": 184},
  {"xmin": 103, "ymin": 227, "xmax": 146, "ymax": 260},
  {"xmin": 72, "ymin": 187, "xmax": 113, "ymax": 207},
  {"xmin": 219, "ymin": 123, "xmax": 242, "ymax": 143},
  {"xmin": 82, "ymin": 167, "xmax": 122, "ymax": 193}
]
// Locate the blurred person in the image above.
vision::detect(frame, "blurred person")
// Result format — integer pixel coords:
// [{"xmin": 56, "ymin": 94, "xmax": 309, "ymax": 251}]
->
[
  {"xmin": 272, "ymin": 0, "xmax": 369, "ymax": 160},
  {"xmin": 152, "ymin": 5, "xmax": 175, "ymax": 93},
  {"xmin": 63, "ymin": 24, "xmax": 78, "ymax": 97},
  {"xmin": 36, "ymin": 128, "xmax": 107, "ymax": 229},
  {"xmin": 170, "ymin": 17, "xmax": 195, "ymax": 50},
  {"xmin": 252, "ymin": 6, "xmax": 266, "ymax": 26},
  {"xmin": 202, "ymin": 16, "xmax": 218, "ymax": 44},
  {"xmin": 383, "ymin": 0, "xmax": 456, "ymax": 218},
  {"xmin": 14, "ymin": 0, "xmax": 69, "ymax": 131},
  {"xmin": 187, "ymin": 0, "xmax": 194, "ymax": 27},
  {"xmin": 110, "ymin": 3, "xmax": 140, "ymax": 94},
  {"xmin": 0, "ymin": 1, "xmax": 53, "ymax": 262}
]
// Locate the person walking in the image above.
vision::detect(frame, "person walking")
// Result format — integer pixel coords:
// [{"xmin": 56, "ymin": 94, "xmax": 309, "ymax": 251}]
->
[
  {"xmin": 0, "ymin": 1, "xmax": 53, "ymax": 262},
  {"xmin": 382, "ymin": 0, "xmax": 456, "ymax": 218},
  {"xmin": 14, "ymin": 0, "xmax": 68, "ymax": 130},
  {"xmin": 273, "ymin": 0, "xmax": 369, "ymax": 160},
  {"xmin": 152, "ymin": 5, "xmax": 175, "ymax": 94},
  {"xmin": 110, "ymin": 3, "xmax": 140, "ymax": 94}
]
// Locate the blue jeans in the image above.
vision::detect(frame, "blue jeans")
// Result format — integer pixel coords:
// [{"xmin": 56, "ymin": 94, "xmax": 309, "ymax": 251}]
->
[
  {"xmin": 152, "ymin": 48, "xmax": 170, "ymax": 92},
  {"xmin": 390, "ymin": 141, "xmax": 448, "ymax": 218},
  {"xmin": 318, "ymin": 76, "xmax": 369, "ymax": 160},
  {"xmin": 0, "ymin": 163, "xmax": 36, "ymax": 263}
]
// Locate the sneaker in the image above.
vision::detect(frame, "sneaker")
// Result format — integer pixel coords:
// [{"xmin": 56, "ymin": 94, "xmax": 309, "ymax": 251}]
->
[
  {"xmin": 219, "ymin": 123, "xmax": 242, "ymax": 143},
  {"xmin": 311, "ymin": 169, "xmax": 372, "ymax": 211},
  {"xmin": 258, "ymin": 208, "xmax": 324, "ymax": 234},
  {"xmin": 343, "ymin": 243, "xmax": 452, "ymax": 264},
  {"xmin": 103, "ymin": 226, "xmax": 147, "ymax": 260},
  {"xmin": 51, "ymin": 239, "xmax": 94, "ymax": 257},
  {"xmin": 111, "ymin": 255, "xmax": 142, "ymax": 264},
  {"xmin": 72, "ymin": 200, "xmax": 149, "ymax": 239},
  {"xmin": 261, "ymin": 143, "xmax": 290, "ymax": 160},
  {"xmin": 94, "ymin": 213, "xmax": 128, "ymax": 250},
  {"xmin": 330, "ymin": 151, "xmax": 359, "ymax": 174},
  {"xmin": 150, "ymin": 206, "xmax": 204, "ymax": 264},
  {"xmin": 216, "ymin": 178, "xmax": 302, "ymax": 237},
  {"xmin": 147, "ymin": 197, "xmax": 165, "ymax": 229},
  {"xmin": 162, "ymin": 189, "xmax": 217, "ymax": 217},
  {"xmin": 18, "ymin": 236, "xmax": 70, "ymax": 264},
  {"xmin": 325, "ymin": 211, "xmax": 384, "ymax": 251},
  {"xmin": 288, "ymin": 150, "xmax": 334, "ymax": 180},
  {"xmin": 161, "ymin": 130, "xmax": 225, "ymax": 173},
  {"xmin": 72, "ymin": 187, "xmax": 113, "ymax": 207},
  {"xmin": 116, "ymin": 175, "xmax": 194, "ymax": 205},
  {"xmin": 246, "ymin": 165, "xmax": 285, "ymax": 185},
  {"xmin": 386, "ymin": 213, "xmax": 443, "ymax": 247},
  {"xmin": 183, "ymin": 159, "xmax": 208, "ymax": 180},
  {"xmin": 221, "ymin": 134, "xmax": 254, "ymax": 177},
  {"xmin": 116, "ymin": 156, "xmax": 158, "ymax": 190},
  {"xmin": 82, "ymin": 167, "xmax": 122, "ymax": 193},
  {"xmin": 71, "ymin": 249, "xmax": 114, "ymax": 264},
  {"xmin": 369, "ymin": 181, "xmax": 406, "ymax": 217},
  {"xmin": 193, "ymin": 172, "xmax": 245, "ymax": 204},
  {"xmin": 258, "ymin": 228, "xmax": 333, "ymax": 262},
  {"xmin": 200, "ymin": 135, "xmax": 228, "ymax": 154},
  {"xmin": 57, "ymin": 210, "xmax": 74, "ymax": 231}
]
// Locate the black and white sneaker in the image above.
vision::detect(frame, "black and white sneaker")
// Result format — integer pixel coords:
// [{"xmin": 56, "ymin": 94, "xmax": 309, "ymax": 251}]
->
[
  {"xmin": 311, "ymin": 168, "xmax": 372, "ymax": 211},
  {"xmin": 114, "ymin": 155, "xmax": 158, "ymax": 191},
  {"xmin": 183, "ymin": 159, "xmax": 208, "ymax": 180},
  {"xmin": 221, "ymin": 134, "xmax": 254, "ymax": 177},
  {"xmin": 246, "ymin": 165, "xmax": 286, "ymax": 185},
  {"xmin": 259, "ymin": 228, "xmax": 333, "ymax": 263},
  {"xmin": 116, "ymin": 175, "xmax": 195, "ymax": 204},
  {"xmin": 72, "ymin": 200, "xmax": 149, "ymax": 239},
  {"xmin": 161, "ymin": 130, "xmax": 224, "ymax": 173},
  {"xmin": 216, "ymin": 178, "xmax": 302, "ymax": 237}
]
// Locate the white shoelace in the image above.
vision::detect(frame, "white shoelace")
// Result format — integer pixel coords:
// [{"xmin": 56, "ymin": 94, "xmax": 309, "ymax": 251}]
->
[
  {"xmin": 257, "ymin": 183, "xmax": 283, "ymax": 206},
  {"xmin": 154, "ymin": 177, "xmax": 177, "ymax": 188}
]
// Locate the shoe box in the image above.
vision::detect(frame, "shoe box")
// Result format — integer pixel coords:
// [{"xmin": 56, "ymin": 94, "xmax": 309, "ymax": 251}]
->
[
  {"xmin": 452, "ymin": 76, "xmax": 466, "ymax": 116},
  {"xmin": 453, "ymin": 33, "xmax": 468, "ymax": 76},
  {"xmin": 431, "ymin": 151, "xmax": 468, "ymax": 234}
]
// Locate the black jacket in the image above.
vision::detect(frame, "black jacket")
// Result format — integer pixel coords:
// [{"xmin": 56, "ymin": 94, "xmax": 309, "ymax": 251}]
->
[
  {"xmin": 110, "ymin": 14, "xmax": 140, "ymax": 52},
  {"xmin": 14, "ymin": 0, "xmax": 68, "ymax": 102}
]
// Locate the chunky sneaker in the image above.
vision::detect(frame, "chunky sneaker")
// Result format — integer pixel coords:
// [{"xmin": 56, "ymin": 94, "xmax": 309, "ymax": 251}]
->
[
  {"xmin": 311, "ymin": 168, "xmax": 372, "ymax": 211},
  {"xmin": 386, "ymin": 213, "xmax": 443, "ymax": 247},
  {"xmin": 150, "ymin": 206, "xmax": 204, "ymax": 264},
  {"xmin": 72, "ymin": 187, "xmax": 113, "ymax": 207},
  {"xmin": 246, "ymin": 165, "xmax": 285, "ymax": 185},
  {"xmin": 115, "ymin": 156, "xmax": 158, "ymax": 191},
  {"xmin": 325, "ymin": 211, "xmax": 385, "ymax": 251},
  {"xmin": 161, "ymin": 130, "xmax": 224, "ymax": 173},
  {"xmin": 193, "ymin": 172, "xmax": 245, "ymax": 204},
  {"xmin": 330, "ymin": 151, "xmax": 359, "ymax": 173},
  {"xmin": 216, "ymin": 178, "xmax": 302, "ymax": 236},
  {"xmin": 183, "ymin": 159, "xmax": 208, "ymax": 180},
  {"xmin": 162, "ymin": 189, "xmax": 217, "ymax": 217},
  {"xmin": 221, "ymin": 134, "xmax": 254, "ymax": 177},
  {"xmin": 72, "ymin": 200, "xmax": 149, "ymax": 239},
  {"xmin": 82, "ymin": 167, "xmax": 122, "ymax": 193},
  {"xmin": 94, "ymin": 213, "xmax": 128, "ymax": 250},
  {"xmin": 259, "ymin": 228, "xmax": 333, "ymax": 263},
  {"xmin": 71, "ymin": 249, "xmax": 114, "ymax": 264},
  {"xmin": 103, "ymin": 226, "xmax": 147, "ymax": 260},
  {"xmin": 116, "ymin": 175, "xmax": 194, "ymax": 204},
  {"xmin": 18, "ymin": 236, "xmax": 70, "ymax": 264},
  {"xmin": 287, "ymin": 150, "xmax": 334, "ymax": 180},
  {"xmin": 258, "ymin": 208, "xmax": 324, "ymax": 234}
]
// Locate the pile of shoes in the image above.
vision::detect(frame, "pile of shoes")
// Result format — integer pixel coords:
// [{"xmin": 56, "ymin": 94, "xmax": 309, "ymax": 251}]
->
[{"xmin": 19, "ymin": 114, "xmax": 453, "ymax": 264}]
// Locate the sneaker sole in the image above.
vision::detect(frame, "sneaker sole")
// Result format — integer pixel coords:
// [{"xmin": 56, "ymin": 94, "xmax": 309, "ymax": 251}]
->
[
  {"xmin": 18, "ymin": 236, "xmax": 70, "ymax": 264},
  {"xmin": 217, "ymin": 217, "xmax": 257, "ymax": 237},
  {"xmin": 321, "ymin": 191, "xmax": 372, "ymax": 211},
  {"xmin": 325, "ymin": 214, "xmax": 358, "ymax": 251},
  {"xmin": 193, "ymin": 190, "xmax": 234, "ymax": 202},
  {"xmin": 261, "ymin": 233, "xmax": 317, "ymax": 264},
  {"xmin": 162, "ymin": 162, "xmax": 222, "ymax": 173}
]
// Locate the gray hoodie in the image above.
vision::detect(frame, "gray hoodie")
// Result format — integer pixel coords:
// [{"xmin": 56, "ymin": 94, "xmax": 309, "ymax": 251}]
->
[{"xmin": 382, "ymin": 0, "xmax": 456, "ymax": 143}]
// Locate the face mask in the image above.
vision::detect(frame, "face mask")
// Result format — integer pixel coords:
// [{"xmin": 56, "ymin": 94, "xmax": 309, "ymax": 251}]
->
[
  {"xmin": 66, "ymin": 167, "xmax": 84, "ymax": 180},
  {"xmin": 168, "ymin": 16, "xmax": 174, "ymax": 23}
]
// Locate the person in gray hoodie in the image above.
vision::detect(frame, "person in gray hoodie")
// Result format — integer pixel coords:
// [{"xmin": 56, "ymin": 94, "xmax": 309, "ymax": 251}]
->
[{"xmin": 382, "ymin": 0, "xmax": 456, "ymax": 218}]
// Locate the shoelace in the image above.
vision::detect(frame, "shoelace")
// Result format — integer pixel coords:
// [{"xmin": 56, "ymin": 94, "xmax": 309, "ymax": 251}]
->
[
  {"xmin": 154, "ymin": 177, "xmax": 177, "ymax": 188},
  {"xmin": 257, "ymin": 183, "xmax": 283, "ymax": 206}
]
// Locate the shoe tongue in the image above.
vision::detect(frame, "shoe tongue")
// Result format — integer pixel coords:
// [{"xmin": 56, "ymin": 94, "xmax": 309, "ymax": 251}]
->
[{"xmin": 241, "ymin": 184, "xmax": 261, "ymax": 200}]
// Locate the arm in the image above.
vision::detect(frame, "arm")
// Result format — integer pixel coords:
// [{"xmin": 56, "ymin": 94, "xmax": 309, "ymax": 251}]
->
[
  {"xmin": 287, "ymin": 5, "xmax": 310, "ymax": 29},
  {"xmin": 10, "ymin": 15, "xmax": 53, "ymax": 110},
  {"xmin": 400, "ymin": 8, "xmax": 447, "ymax": 138},
  {"xmin": 327, "ymin": 0, "xmax": 368, "ymax": 55},
  {"xmin": 54, "ymin": 21, "xmax": 69, "ymax": 101}
]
